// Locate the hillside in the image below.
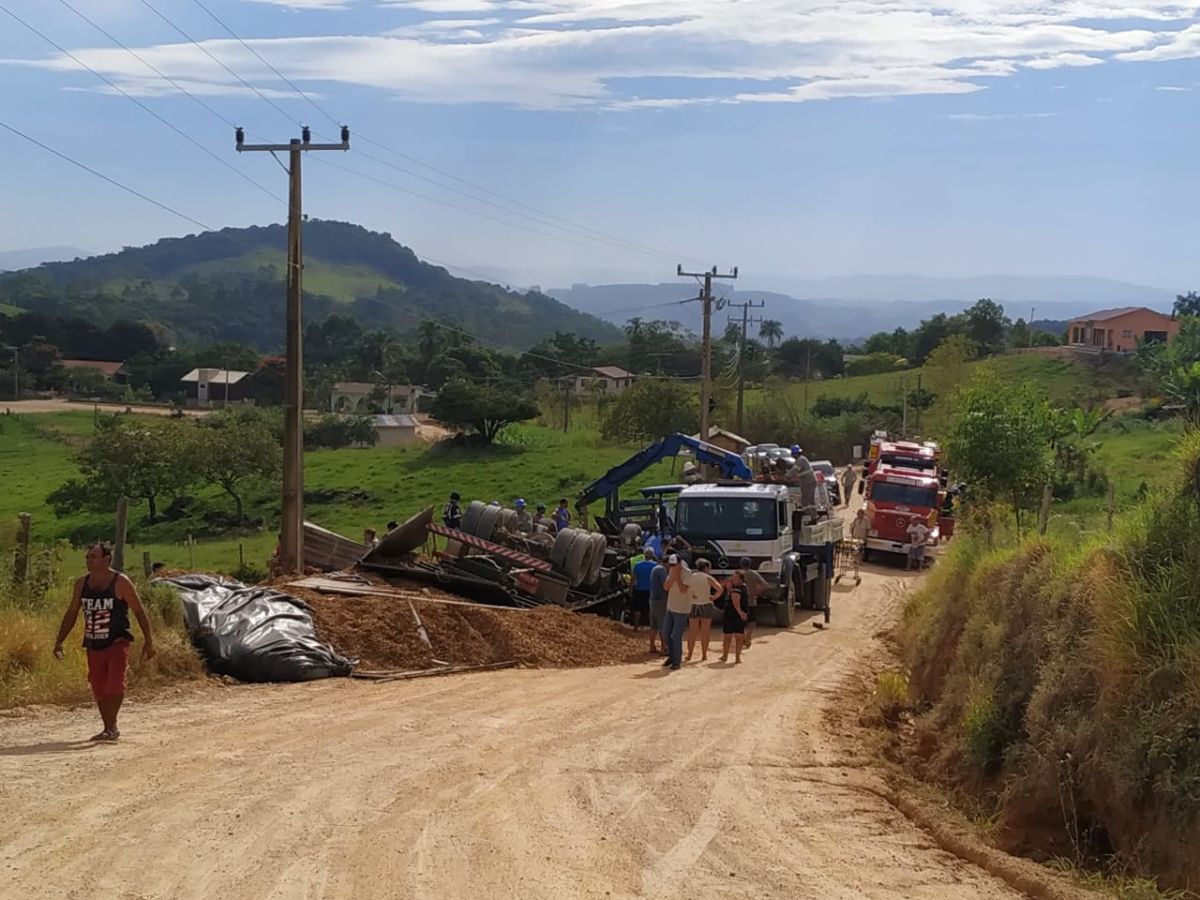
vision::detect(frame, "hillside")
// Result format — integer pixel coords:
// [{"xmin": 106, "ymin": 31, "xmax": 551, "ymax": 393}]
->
[
  {"xmin": 0, "ymin": 221, "xmax": 620, "ymax": 351},
  {"xmin": 551, "ymin": 278, "xmax": 1176, "ymax": 342}
]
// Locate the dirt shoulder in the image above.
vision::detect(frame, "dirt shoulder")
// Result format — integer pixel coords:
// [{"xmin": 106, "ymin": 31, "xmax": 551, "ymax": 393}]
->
[{"xmin": 0, "ymin": 567, "xmax": 1025, "ymax": 900}]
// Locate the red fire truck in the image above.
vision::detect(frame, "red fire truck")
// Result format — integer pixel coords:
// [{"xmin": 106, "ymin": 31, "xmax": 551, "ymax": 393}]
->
[
  {"xmin": 867, "ymin": 440, "xmax": 939, "ymax": 479},
  {"xmin": 862, "ymin": 464, "xmax": 942, "ymax": 562}
]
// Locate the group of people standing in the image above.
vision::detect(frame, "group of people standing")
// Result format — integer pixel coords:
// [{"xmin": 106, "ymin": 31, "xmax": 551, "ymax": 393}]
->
[
  {"xmin": 442, "ymin": 492, "xmax": 573, "ymax": 535},
  {"xmin": 631, "ymin": 549, "xmax": 767, "ymax": 670}
]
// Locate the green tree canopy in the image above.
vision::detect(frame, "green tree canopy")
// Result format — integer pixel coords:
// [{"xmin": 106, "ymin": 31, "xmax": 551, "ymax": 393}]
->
[
  {"xmin": 430, "ymin": 379, "xmax": 539, "ymax": 444},
  {"xmin": 600, "ymin": 377, "xmax": 698, "ymax": 442}
]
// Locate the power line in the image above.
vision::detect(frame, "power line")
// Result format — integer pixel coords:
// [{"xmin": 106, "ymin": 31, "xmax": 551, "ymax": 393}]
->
[
  {"xmin": 0, "ymin": 120, "xmax": 212, "ymax": 231},
  {"xmin": 184, "ymin": 0, "xmax": 701, "ymax": 267},
  {"xmin": 137, "ymin": 0, "xmax": 300, "ymax": 129},
  {"xmin": 0, "ymin": 1, "xmax": 282, "ymax": 205}
]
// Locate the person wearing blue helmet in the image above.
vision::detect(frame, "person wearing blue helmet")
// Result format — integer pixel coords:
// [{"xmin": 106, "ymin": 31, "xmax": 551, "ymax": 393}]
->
[
  {"xmin": 514, "ymin": 498, "xmax": 533, "ymax": 533},
  {"xmin": 790, "ymin": 444, "xmax": 802, "ymax": 456}
]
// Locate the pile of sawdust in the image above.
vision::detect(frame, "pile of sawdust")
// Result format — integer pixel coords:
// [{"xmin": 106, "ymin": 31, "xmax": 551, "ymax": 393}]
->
[{"xmin": 297, "ymin": 589, "xmax": 650, "ymax": 671}]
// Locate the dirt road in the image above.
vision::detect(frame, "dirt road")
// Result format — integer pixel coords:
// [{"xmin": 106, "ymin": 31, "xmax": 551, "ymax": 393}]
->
[
  {"xmin": 3, "ymin": 398, "xmax": 207, "ymax": 416},
  {"xmin": 0, "ymin": 568, "xmax": 1022, "ymax": 900}
]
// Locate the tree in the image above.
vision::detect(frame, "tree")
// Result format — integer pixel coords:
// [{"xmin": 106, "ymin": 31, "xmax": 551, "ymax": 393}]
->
[
  {"xmin": 963, "ymin": 298, "xmax": 1010, "ymax": 357},
  {"xmin": 759, "ymin": 319, "xmax": 783, "ymax": 348},
  {"xmin": 429, "ymin": 379, "xmax": 538, "ymax": 444},
  {"xmin": 945, "ymin": 373, "xmax": 1054, "ymax": 530},
  {"xmin": 774, "ymin": 337, "xmax": 844, "ymax": 378},
  {"xmin": 600, "ymin": 377, "xmax": 697, "ymax": 442},
  {"xmin": 911, "ymin": 313, "xmax": 965, "ymax": 365},
  {"xmin": 193, "ymin": 415, "xmax": 282, "ymax": 521},
  {"xmin": 1163, "ymin": 362, "xmax": 1200, "ymax": 425},
  {"xmin": 247, "ymin": 356, "xmax": 287, "ymax": 407},
  {"xmin": 845, "ymin": 352, "xmax": 906, "ymax": 377},
  {"xmin": 56, "ymin": 417, "xmax": 195, "ymax": 522},
  {"xmin": 923, "ymin": 334, "xmax": 977, "ymax": 407},
  {"xmin": 1174, "ymin": 291, "xmax": 1200, "ymax": 318}
]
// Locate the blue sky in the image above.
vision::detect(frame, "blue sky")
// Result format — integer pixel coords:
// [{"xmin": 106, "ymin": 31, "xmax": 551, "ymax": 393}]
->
[{"xmin": 0, "ymin": 0, "xmax": 1198, "ymax": 291}]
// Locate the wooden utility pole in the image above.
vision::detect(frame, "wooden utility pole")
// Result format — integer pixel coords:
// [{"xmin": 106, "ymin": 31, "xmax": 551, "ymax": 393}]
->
[
  {"xmin": 237, "ymin": 125, "xmax": 349, "ymax": 573},
  {"xmin": 113, "ymin": 496, "xmax": 128, "ymax": 572},
  {"xmin": 727, "ymin": 299, "xmax": 764, "ymax": 434},
  {"xmin": 678, "ymin": 264, "xmax": 738, "ymax": 440}
]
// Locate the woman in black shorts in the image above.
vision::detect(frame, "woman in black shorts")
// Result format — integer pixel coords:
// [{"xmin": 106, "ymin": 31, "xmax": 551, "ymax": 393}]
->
[
  {"xmin": 720, "ymin": 569, "xmax": 749, "ymax": 664},
  {"xmin": 685, "ymin": 558, "xmax": 721, "ymax": 662}
]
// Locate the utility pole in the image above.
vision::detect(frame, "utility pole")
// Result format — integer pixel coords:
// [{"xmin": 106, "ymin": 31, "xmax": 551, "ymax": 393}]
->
[
  {"xmin": 678, "ymin": 264, "xmax": 738, "ymax": 440},
  {"xmin": 3, "ymin": 345, "xmax": 17, "ymax": 401},
  {"xmin": 237, "ymin": 125, "xmax": 349, "ymax": 573},
  {"xmin": 914, "ymin": 373, "xmax": 923, "ymax": 436},
  {"xmin": 1029, "ymin": 305, "xmax": 1036, "ymax": 349},
  {"xmin": 727, "ymin": 299, "xmax": 764, "ymax": 435}
]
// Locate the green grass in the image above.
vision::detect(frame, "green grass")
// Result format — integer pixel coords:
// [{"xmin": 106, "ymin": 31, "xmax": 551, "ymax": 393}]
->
[
  {"xmin": 0, "ymin": 413, "xmax": 682, "ymax": 574},
  {"xmin": 0, "ymin": 302, "xmax": 22, "ymax": 317},
  {"xmin": 788, "ymin": 351, "xmax": 1143, "ymax": 416},
  {"xmin": 179, "ymin": 249, "xmax": 399, "ymax": 303}
]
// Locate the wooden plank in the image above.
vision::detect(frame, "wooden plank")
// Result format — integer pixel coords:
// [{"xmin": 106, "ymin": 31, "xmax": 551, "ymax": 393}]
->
[{"xmin": 289, "ymin": 576, "xmax": 533, "ymax": 612}]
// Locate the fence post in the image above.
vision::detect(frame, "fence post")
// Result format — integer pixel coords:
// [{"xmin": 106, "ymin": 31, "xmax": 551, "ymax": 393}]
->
[
  {"xmin": 13, "ymin": 512, "xmax": 31, "ymax": 584},
  {"xmin": 187, "ymin": 534, "xmax": 194, "ymax": 569},
  {"xmin": 1106, "ymin": 483, "xmax": 1116, "ymax": 533},
  {"xmin": 239, "ymin": 542, "xmax": 245, "ymax": 568},
  {"xmin": 113, "ymin": 496, "xmax": 129, "ymax": 572},
  {"xmin": 142, "ymin": 551, "xmax": 152, "ymax": 578},
  {"xmin": 1038, "ymin": 483, "xmax": 1053, "ymax": 536}
]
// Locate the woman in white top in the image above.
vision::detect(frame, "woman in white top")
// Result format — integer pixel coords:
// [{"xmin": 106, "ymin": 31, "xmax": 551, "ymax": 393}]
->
[{"xmin": 685, "ymin": 558, "xmax": 722, "ymax": 663}]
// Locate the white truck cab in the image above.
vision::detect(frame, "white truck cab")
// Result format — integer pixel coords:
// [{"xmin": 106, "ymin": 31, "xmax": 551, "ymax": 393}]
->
[{"xmin": 673, "ymin": 482, "xmax": 792, "ymax": 580}]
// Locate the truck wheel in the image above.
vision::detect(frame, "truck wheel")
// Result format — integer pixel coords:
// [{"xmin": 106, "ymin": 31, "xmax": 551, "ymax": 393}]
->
[
  {"xmin": 563, "ymin": 531, "xmax": 593, "ymax": 586},
  {"xmin": 497, "ymin": 508, "xmax": 518, "ymax": 534},
  {"xmin": 550, "ymin": 528, "xmax": 575, "ymax": 567},
  {"xmin": 587, "ymin": 532, "xmax": 608, "ymax": 584},
  {"xmin": 474, "ymin": 505, "xmax": 500, "ymax": 543},
  {"xmin": 774, "ymin": 589, "xmax": 795, "ymax": 628},
  {"xmin": 461, "ymin": 500, "xmax": 485, "ymax": 535}
]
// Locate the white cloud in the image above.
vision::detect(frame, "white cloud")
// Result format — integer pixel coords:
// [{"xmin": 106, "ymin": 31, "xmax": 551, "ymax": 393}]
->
[
  {"xmin": 13, "ymin": 1, "xmax": 1200, "ymax": 109},
  {"xmin": 243, "ymin": 0, "xmax": 353, "ymax": 8},
  {"xmin": 943, "ymin": 111, "xmax": 1059, "ymax": 120},
  {"xmin": 1155, "ymin": 84, "xmax": 1191, "ymax": 90}
]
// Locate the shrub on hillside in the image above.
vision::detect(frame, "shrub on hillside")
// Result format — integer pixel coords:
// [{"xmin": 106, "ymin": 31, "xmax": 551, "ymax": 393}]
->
[
  {"xmin": 899, "ymin": 431, "xmax": 1200, "ymax": 887},
  {"xmin": 600, "ymin": 378, "xmax": 697, "ymax": 443}
]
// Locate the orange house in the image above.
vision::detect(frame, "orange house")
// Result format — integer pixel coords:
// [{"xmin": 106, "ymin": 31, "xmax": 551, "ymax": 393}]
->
[{"xmin": 1066, "ymin": 307, "xmax": 1179, "ymax": 353}]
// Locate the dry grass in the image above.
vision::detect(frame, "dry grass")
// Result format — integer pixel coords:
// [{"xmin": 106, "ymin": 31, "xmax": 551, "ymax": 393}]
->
[{"xmin": 898, "ymin": 436, "xmax": 1200, "ymax": 890}]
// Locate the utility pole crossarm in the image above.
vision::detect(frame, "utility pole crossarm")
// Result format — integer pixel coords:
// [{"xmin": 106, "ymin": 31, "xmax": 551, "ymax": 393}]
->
[
  {"xmin": 235, "ymin": 125, "xmax": 349, "ymax": 574},
  {"xmin": 677, "ymin": 263, "xmax": 738, "ymax": 441}
]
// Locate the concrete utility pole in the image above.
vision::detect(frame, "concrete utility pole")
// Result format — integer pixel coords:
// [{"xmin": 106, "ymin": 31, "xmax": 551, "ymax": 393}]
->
[
  {"xmin": 727, "ymin": 298, "xmax": 764, "ymax": 435},
  {"xmin": 678, "ymin": 264, "xmax": 738, "ymax": 440},
  {"xmin": 237, "ymin": 125, "xmax": 349, "ymax": 573}
]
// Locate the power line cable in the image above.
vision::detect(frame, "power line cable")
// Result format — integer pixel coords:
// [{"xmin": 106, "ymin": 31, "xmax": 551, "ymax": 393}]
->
[
  {"xmin": 0, "ymin": 1, "xmax": 282, "ymax": 205},
  {"xmin": 0, "ymin": 120, "xmax": 212, "ymax": 231},
  {"xmin": 184, "ymin": 0, "xmax": 701, "ymax": 267}
]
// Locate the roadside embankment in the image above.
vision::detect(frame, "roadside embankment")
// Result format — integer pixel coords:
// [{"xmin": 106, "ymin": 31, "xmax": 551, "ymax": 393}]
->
[{"xmin": 894, "ymin": 431, "xmax": 1200, "ymax": 890}]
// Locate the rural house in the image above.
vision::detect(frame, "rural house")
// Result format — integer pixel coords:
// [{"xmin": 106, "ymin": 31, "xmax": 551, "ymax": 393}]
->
[
  {"xmin": 565, "ymin": 366, "xmax": 636, "ymax": 396},
  {"xmin": 180, "ymin": 367, "xmax": 252, "ymax": 406},
  {"xmin": 331, "ymin": 381, "xmax": 426, "ymax": 414},
  {"xmin": 371, "ymin": 414, "xmax": 419, "ymax": 447},
  {"xmin": 60, "ymin": 359, "xmax": 128, "ymax": 384},
  {"xmin": 1066, "ymin": 307, "xmax": 1179, "ymax": 353}
]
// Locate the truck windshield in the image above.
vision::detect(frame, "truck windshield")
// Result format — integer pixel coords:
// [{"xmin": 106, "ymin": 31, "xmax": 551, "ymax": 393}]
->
[
  {"xmin": 676, "ymin": 497, "xmax": 779, "ymax": 541},
  {"xmin": 880, "ymin": 453, "xmax": 936, "ymax": 472},
  {"xmin": 871, "ymin": 482, "xmax": 937, "ymax": 508}
]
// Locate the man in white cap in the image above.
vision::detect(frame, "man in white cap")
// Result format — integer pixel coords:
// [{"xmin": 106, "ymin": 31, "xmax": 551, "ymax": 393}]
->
[
  {"xmin": 661, "ymin": 554, "xmax": 693, "ymax": 671},
  {"xmin": 514, "ymin": 498, "xmax": 533, "ymax": 533}
]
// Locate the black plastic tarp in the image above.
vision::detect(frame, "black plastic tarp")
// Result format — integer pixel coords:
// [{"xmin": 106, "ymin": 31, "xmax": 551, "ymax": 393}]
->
[{"xmin": 159, "ymin": 575, "xmax": 354, "ymax": 683}]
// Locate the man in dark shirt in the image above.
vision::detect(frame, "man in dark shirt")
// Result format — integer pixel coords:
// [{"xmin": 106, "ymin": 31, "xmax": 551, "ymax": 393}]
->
[
  {"xmin": 442, "ymin": 491, "xmax": 463, "ymax": 529},
  {"xmin": 54, "ymin": 543, "xmax": 155, "ymax": 742}
]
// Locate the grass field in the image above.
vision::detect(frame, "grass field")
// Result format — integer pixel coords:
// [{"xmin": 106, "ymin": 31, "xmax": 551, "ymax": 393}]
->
[
  {"xmin": 787, "ymin": 350, "xmax": 1144, "ymax": 415},
  {"xmin": 180, "ymin": 249, "xmax": 397, "ymax": 303},
  {"xmin": 0, "ymin": 413, "xmax": 683, "ymax": 573}
]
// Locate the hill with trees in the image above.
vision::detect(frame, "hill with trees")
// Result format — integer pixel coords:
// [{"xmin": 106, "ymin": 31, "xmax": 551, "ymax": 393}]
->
[{"xmin": 0, "ymin": 220, "xmax": 619, "ymax": 351}]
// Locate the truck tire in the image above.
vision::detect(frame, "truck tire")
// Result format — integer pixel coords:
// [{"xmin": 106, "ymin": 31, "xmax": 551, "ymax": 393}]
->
[
  {"xmin": 774, "ymin": 583, "xmax": 795, "ymax": 627},
  {"xmin": 461, "ymin": 500, "xmax": 485, "ymax": 535},
  {"xmin": 474, "ymin": 505, "xmax": 500, "ymax": 543},
  {"xmin": 620, "ymin": 523, "xmax": 642, "ymax": 548},
  {"xmin": 497, "ymin": 508, "xmax": 518, "ymax": 534},
  {"xmin": 587, "ymin": 532, "xmax": 608, "ymax": 584},
  {"xmin": 563, "ymin": 531, "xmax": 593, "ymax": 586},
  {"xmin": 550, "ymin": 528, "xmax": 575, "ymax": 567}
]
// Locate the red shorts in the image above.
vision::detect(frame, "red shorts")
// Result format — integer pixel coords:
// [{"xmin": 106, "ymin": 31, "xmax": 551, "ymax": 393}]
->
[{"xmin": 87, "ymin": 640, "xmax": 131, "ymax": 699}]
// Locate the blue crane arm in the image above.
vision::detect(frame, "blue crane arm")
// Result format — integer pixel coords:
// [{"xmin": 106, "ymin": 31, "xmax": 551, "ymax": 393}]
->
[{"xmin": 576, "ymin": 433, "xmax": 752, "ymax": 510}]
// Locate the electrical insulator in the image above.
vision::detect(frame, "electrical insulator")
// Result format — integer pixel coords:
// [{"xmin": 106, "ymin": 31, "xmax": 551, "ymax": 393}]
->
[
  {"xmin": 341, "ymin": 125, "xmax": 350, "ymax": 144},
  {"xmin": 301, "ymin": 126, "xmax": 311, "ymax": 144},
  {"xmin": 235, "ymin": 127, "xmax": 244, "ymax": 146}
]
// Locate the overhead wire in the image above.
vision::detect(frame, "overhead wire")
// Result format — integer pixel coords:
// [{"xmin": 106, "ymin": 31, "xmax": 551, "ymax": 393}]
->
[
  {"xmin": 0, "ymin": 120, "xmax": 213, "ymax": 231},
  {"xmin": 0, "ymin": 1, "xmax": 283, "ymax": 205},
  {"xmin": 184, "ymin": 0, "xmax": 702, "ymax": 268}
]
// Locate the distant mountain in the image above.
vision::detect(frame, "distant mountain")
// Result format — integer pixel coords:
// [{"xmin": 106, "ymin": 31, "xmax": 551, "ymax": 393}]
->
[
  {"xmin": 550, "ymin": 275, "xmax": 1178, "ymax": 342},
  {"xmin": 0, "ymin": 246, "xmax": 88, "ymax": 272},
  {"xmin": 0, "ymin": 222, "xmax": 619, "ymax": 351}
]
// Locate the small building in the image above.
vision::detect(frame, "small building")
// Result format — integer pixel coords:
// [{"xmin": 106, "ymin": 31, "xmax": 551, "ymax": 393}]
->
[
  {"xmin": 1066, "ymin": 307, "xmax": 1179, "ymax": 353},
  {"xmin": 565, "ymin": 365, "xmax": 636, "ymax": 396},
  {"xmin": 180, "ymin": 367, "xmax": 252, "ymax": 406},
  {"xmin": 60, "ymin": 359, "xmax": 128, "ymax": 384},
  {"xmin": 331, "ymin": 381, "xmax": 426, "ymax": 414},
  {"xmin": 371, "ymin": 414, "xmax": 419, "ymax": 448}
]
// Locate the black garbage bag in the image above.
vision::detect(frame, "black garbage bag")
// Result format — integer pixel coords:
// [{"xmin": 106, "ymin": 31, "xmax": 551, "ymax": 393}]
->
[{"xmin": 158, "ymin": 575, "xmax": 355, "ymax": 682}]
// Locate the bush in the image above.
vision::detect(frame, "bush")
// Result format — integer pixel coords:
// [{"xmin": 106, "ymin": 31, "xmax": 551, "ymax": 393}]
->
[
  {"xmin": 600, "ymin": 378, "xmax": 697, "ymax": 443},
  {"xmin": 304, "ymin": 414, "xmax": 378, "ymax": 450}
]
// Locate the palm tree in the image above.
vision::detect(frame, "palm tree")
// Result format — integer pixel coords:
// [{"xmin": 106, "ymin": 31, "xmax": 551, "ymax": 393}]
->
[
  {"xmin": 359, "ymin": 330, "xmax": 395, "ymax": 374},
  {"xmin": 759, "ymin": 319, "xmax": 783, "ymax": 348}
]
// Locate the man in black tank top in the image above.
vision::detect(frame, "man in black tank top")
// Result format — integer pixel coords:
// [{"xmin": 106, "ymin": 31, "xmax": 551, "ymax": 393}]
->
[{"xmin": 54, "ymin": 543, "xmax": 156, "ymax": 741}]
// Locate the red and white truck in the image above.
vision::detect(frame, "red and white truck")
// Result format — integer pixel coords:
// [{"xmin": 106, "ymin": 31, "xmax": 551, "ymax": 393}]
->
[{"xmin": 861, "ymin": 464, "xmax": 942, "ymax": 562}]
